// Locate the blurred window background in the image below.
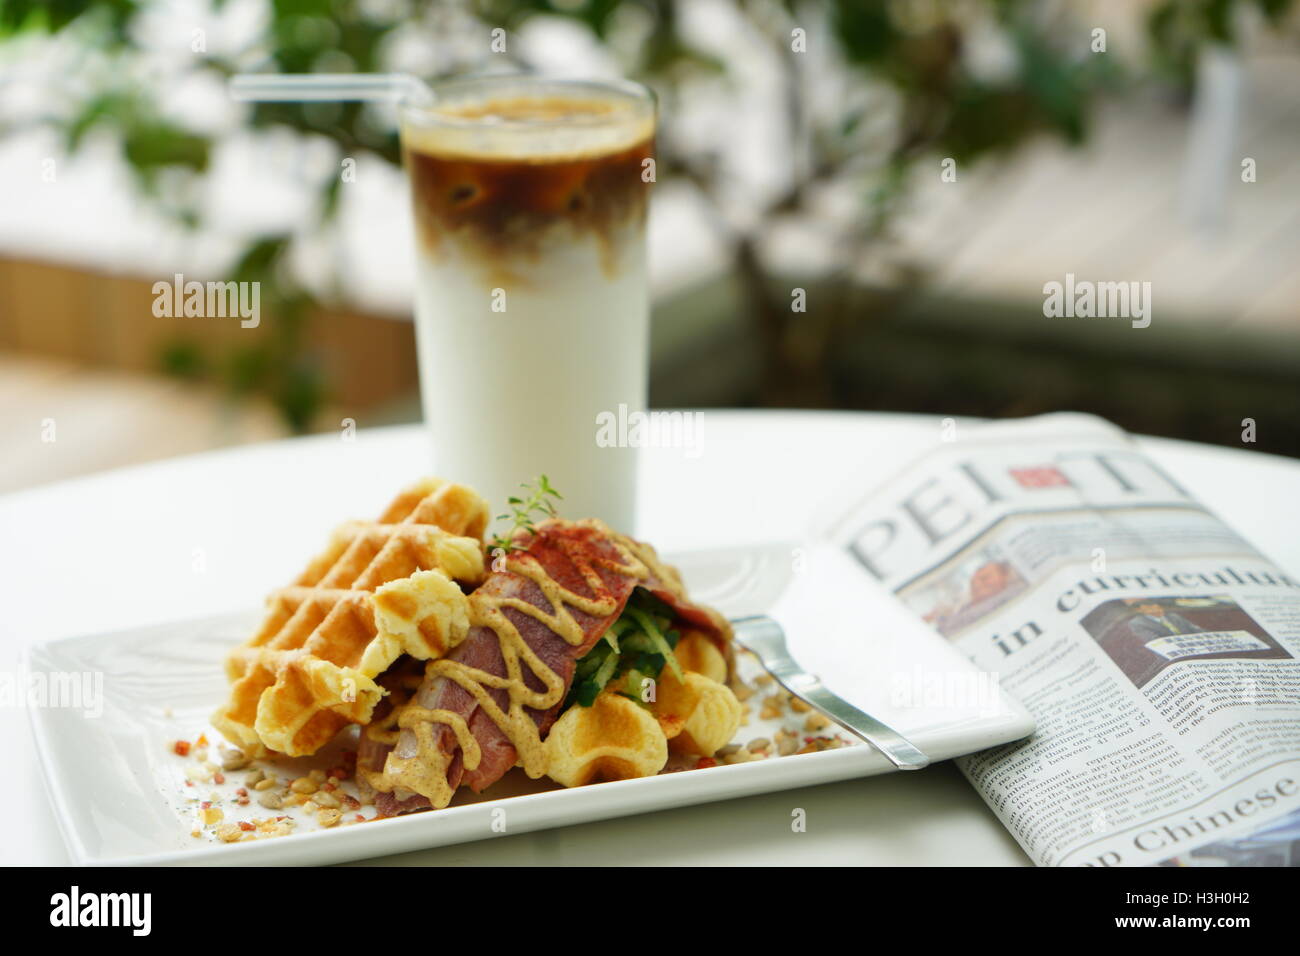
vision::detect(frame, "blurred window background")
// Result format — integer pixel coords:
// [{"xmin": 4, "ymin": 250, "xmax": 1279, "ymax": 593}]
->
[{"xmin": 1, "ymin": 0, "xmax": 1297, "ymax": 493}]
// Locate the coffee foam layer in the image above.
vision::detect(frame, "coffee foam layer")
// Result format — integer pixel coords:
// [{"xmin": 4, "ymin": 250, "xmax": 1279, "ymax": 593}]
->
[{"xmin": 401, "ymin": 92, "xmax": 654, "ymax": 162}]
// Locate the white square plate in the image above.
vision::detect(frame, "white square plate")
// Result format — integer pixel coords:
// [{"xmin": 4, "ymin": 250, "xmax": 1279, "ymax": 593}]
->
[{"xmin": 27, "ymin": 543, "xmax": 1034, "ymax": 865}]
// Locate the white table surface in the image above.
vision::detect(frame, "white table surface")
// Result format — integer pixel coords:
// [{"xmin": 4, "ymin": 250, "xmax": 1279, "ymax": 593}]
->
[{"xmin": 4, "ymin": 411, "xmax": 1298, "ymax": 866}]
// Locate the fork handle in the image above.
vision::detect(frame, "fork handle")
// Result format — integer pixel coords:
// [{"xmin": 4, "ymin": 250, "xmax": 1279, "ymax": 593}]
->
[{"xmin": 732, "ymin": 616, "xmax": 931, "ymax": 771}]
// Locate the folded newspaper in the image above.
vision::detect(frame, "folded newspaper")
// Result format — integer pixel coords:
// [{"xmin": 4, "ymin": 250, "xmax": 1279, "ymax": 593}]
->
[{"xmin": 822, "ymin": 413, "xmax": 1300, "ymax": 867}]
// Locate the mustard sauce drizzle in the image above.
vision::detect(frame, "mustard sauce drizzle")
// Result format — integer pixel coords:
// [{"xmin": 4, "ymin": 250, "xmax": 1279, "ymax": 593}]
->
[{"xmin": 364, "ymin": 525, "xmax": 677, "ymax": 809}]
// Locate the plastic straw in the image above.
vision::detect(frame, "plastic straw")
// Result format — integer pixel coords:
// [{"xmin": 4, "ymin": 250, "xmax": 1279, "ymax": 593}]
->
[{"xmin": 228, "ymin": 73, "xmax": 434, "ymax": 106}]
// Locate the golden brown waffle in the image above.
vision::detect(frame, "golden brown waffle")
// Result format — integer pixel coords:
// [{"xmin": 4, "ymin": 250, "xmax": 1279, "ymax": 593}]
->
[
  {"xmin": 543, "ymin": 672, "xmax": 741, "ymax": 787},
  {"xmin": 543, "ymin": 692, "xmax": 668, "ymax": 787},
  {"xmin": 212, "ymin": 478, "xmax": 490, "ymax": 757}
]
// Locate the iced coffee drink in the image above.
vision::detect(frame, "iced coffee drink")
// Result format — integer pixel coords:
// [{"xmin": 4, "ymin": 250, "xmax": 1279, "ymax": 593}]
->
[{"xmin": 400, "ymin": 76, "xmax": 655, "ymax": 531}]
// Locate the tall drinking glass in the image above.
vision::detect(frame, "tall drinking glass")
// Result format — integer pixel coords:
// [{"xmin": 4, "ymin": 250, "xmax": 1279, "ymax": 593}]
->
[{"xmin": 400, "ymin": 76, "xmax": 655, "ymax": 532}]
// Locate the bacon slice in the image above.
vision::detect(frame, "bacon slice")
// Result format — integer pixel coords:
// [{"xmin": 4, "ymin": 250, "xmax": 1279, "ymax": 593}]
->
[{"xmin": 363, "ymin": 519, "xmax": 728, "ymax": 815}]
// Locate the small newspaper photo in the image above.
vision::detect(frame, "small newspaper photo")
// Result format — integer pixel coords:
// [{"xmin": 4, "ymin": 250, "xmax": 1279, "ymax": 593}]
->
[{"xmin": 825, "ymin": 413, "xmax": 1300, "ymax": 867}]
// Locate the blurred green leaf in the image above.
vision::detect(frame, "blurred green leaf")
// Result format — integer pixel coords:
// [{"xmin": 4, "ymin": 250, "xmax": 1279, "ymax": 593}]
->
[
  {"xmin": 123, "ymin": 122, "xmax": 209, "ymax": 173},
  {"xmin": 275, "ymin": 359, "xmax": 327, "ymax": 433},
  {"xmin": 1, "ymin": 0, "xmax": 133, "ymax": 35},
  {"xmin": 159, "ymin": 339, "xmax": 208, "ymax": 381}
]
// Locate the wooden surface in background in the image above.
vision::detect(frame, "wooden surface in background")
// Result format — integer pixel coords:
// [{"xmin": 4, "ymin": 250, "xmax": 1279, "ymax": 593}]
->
[
  {"xmin": 895, "ymin": 56, "xmax": 1300, "ymax": 331},
  {"xmin": 0, "ymin": 257, "xmax": 420, "ymax": 410}
]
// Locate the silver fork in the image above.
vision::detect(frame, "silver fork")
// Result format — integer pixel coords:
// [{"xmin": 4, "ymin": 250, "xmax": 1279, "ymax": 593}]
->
[{"xmin": 732, "ymin": 615, "xmax": 930, "ymax": 770}]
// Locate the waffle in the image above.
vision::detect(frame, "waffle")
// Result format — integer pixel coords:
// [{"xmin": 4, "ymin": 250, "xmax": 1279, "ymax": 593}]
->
[
  {"xmin": 544, "ymin": 691, "xmax": 668, "ymax": 787},
  {"xmin": 213, "ymin": 478, "xmax": 490, "ymax": 757},
  {"xmin": 652, "ymin": 670, "xmax": 742, "ymax": 757},
  {"xmin": 673, "ymin": 629, "xmax": 728, "ymax": 685},
  {"xmin": 543, "ymin": 670, "xmax": 741, "ymax": 788}
]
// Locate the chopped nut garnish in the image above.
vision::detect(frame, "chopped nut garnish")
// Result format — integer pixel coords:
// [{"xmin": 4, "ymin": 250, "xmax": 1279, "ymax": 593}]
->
[
  {"xmin": 804, "ymin": 713, "xmax": 831, "ymax": 732},
  {"xmin": 220, "ymin": 749, "xmax": 250, "ymax": 772},
  {"xmin": 317, "ymin": 808, "xmax": 343, "ymax": 828}
]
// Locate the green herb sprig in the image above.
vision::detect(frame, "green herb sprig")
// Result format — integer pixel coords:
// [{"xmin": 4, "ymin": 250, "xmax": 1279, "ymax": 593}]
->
[{"xmin": 490, "ymin": 475, "xmax": 563, "ymax": 554}]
